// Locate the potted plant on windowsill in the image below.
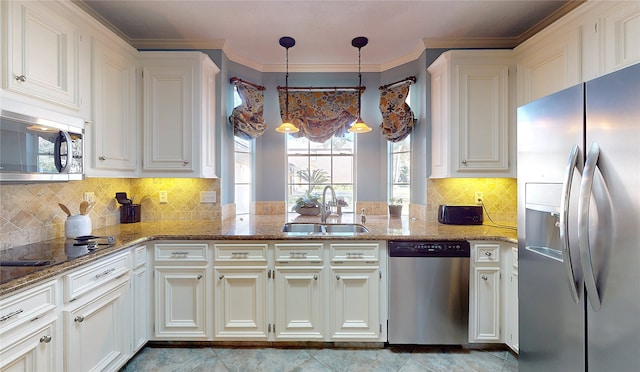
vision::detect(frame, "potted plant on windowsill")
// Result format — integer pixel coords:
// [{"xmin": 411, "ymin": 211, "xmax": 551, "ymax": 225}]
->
[
  {"xmin": 292, "ymin": 169, "xmax": 329, "ymax": 216},
  {"xmin": 388, "ymin": 197, "xmax": 403, "ymax": 217}
]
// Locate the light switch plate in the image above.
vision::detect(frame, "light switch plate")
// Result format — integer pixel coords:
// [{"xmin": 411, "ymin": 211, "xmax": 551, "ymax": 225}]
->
[
  {"xmin": 200, "ymin": 191, "xmax": 216, "ymax": 204},
  {"xmin": 159, "ymin": 190, "xmax": 168, "ymax": 204}
]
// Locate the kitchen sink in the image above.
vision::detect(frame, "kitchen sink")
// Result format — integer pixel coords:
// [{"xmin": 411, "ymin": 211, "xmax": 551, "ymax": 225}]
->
[{"xmin": 281, "ymin": 223, "xmax": 368, "ymax": 234}]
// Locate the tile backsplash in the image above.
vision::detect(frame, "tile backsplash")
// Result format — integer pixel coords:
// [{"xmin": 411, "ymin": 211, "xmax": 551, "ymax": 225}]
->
[
  {"xmin": 1, "ymin": 178, "xmax": 220, "ymax": 249},
  {"xmin": 426, "ymin": 178, "xmax": 517, "ymax": 224}
]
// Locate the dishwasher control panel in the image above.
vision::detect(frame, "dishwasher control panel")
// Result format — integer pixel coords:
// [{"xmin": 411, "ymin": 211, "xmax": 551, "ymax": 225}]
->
[{"xmin": 388, "ymin": 240, "xmax": 470, "ymax": 257}]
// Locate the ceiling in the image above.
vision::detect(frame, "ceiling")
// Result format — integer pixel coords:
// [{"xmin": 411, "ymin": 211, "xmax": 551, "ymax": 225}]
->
[{"xmin": 76, "ymin": 0, "xmax": 583, "ymax": 72}]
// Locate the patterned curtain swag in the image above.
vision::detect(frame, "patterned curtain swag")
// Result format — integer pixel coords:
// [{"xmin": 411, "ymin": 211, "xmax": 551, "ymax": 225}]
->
[
  {"xmin": 229, "ymin": 78, "xmax": 266, "ymax": 140},
  {"xmin": 379, "ymin": 80, "xmax": 416, "ymax": 142},
  {"xmin": 278, "ymin": 90, "xmax": 360, "ymax": 143}
]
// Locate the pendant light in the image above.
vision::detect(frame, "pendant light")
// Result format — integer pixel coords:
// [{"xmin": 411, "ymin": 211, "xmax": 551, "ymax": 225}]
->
[
  {"xmin": 349, "ymin": 36, "xmax": 372, "ymax": 133},
  {"xmin": 275, "ymin": 36, "xmax": 299, "ymax": 133}
]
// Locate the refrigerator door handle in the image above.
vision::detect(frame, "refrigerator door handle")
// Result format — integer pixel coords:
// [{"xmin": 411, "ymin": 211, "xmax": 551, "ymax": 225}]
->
[
  {"xmin": 560, "ymin": 144, "xmax": 581, "ymax": 303},
  {"xmin": 578, "ymin": 142, "xmax": 602, "ymax": 311}
]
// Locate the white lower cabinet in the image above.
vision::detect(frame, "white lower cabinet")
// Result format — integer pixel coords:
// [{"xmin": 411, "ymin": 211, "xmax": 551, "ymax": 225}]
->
[
  {"xmin": 274, "ymin": 266, "xmax": 324, "ymax": 340},
  {"xmin": 470, "ymin": 266, "xmax": 501, "ymax": 342},
  {"xmin": 152, "ymin": 242, "xmax": 210, "ymax": 339},
  {"xmin": 506, "ymin": 246, "xmax": 519, "ymax": 353},
  {"xmin": 0, "ymin": 320, "xmax": 57, "ymax": 372},
  {"xmin": 214, "ymin": 267, "xmax": 268, "ymax": 339},
  {"xmin": 63, "ymin": 251, "xmax": 131, "ymax": 372},
  {"xmin": 0, "ymin": 280, "xmax": 58, "ymax": 372},
  {"xmin": 131, "ymin": 245, "xmax": 148, "ymax": 351},
  {"xmin": 330, "ymin": 266, "xmax": 380, "ymax": 340}
]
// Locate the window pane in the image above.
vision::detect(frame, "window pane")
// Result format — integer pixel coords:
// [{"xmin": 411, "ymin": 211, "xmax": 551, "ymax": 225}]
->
[
  {"xmin": 287, "ymin": 136, "xmax": 309, "ymax": 154},
  {"xmin": 332, "ymin": 134, "xmax": 354, "ymax": 154},
  {"xmin": 235, "ymin": 151, "xmax": 251, "ymax": 183},
  {"xmin": 235, "ymin": 136, "xmax": 250, "ymax": 152},
  {"xmin": 392, "ymin": 184, "xmax": 410, "ymax": 204},
  {"xmin": 235, "ymin": 184, "xmax": 250, "ymax": 214},
  {"xmin": 332, "ymin": 156, "xmax": 353, "ymax": 183},
  {"xmin": 391, "ymin": 152, "xmax": 410, "ymax": 184}
]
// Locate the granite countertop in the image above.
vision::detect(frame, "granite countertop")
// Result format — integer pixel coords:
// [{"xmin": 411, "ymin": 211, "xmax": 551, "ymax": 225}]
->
[{"xmin": 0, "ymin": 214, "xmax": 517, "ymax": 296}]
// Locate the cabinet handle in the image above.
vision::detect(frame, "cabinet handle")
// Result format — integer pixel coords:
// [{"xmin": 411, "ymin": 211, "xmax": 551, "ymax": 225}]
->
[
  {"xmin": 98, "ymin": 156, "xmax": 106, "ymax": 161},
  {"xmin": 336, "ymin": 275, "xmax": 341, "ymax": 280},
  {"xmin": 485, "ymin": 251, "xmax": 492, "ymax": 257},
  {"xmin": 197, "ymin": 274, "xmax": 203, "ymax": 280},
  {"xmin": 0, "ymin": 309, "xmax": 23, "ymax": 322},
  {"xmin": 290, "ymin": 252, "xmax": 308, "ymax": 258},
  {"xmin": 219, "ymin": 274, "xmax": 224, "ymax": 280},
  {"xmin": 39, "ymin": 335, "xmax": 52, "ymax": 343},
  {"xmin": 346, "ymin": 252, "xmax": 364, "ymax": 258},
  {"xmin": 462, "ymin": 160, "xmax": 468, "ymax": 165},
  {"xmin": 231, "ymin": 252, "xmax": 249, "ymax": 258},
  {"xmin": 313, "ymin": 274, "xmax": 318, "ymax": 280},
  {"xmin": 15, "ymin": 75, "xmax": 26, "ymax": 82},
  {"xmin": 171, "ymin": 252, "xmax": 189, "ymax": 256},
  {"xmin": 481, "ymin": 275, "xmax": 488, "ymax": 281},
  {"xmin": 183, "ymin": 160, "xmax": 190, "ymax": 165},
  {"xmin": 268, "ymin": 269, "xmax": 272, "ymax": 279},
  {"xmin": 74, "ymin": 315, "xmax": 85, "ymax": 323},
  {"xmin": 95, "ymin": 268, "xmax": 115, "ymax": 279}
]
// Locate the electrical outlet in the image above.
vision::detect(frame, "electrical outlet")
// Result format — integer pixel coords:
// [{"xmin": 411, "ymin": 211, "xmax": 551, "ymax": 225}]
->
[
  {"xmin": 475, "ymin": 191, "xmax": 484, "ymax": 205},
  {"xmin": 200, "ymin": 191, "xmax": 216, "ymax": 204},
  {"xmin": 83, "ymin": 192, "xmax": 96, "ymax": 203},
  {"xmin": 159, "ymin": 190, "xmax": 168, "ymax": 204}
]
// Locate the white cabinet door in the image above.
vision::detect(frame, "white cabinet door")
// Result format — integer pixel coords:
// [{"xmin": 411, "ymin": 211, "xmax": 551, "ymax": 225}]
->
[
  {"xmin": 470, "ymin": 266, "xmax": 501, "ymax": 342},
  {"xmin": 64, "ymin": 282, "xmax": 129, "ymax": 372},
  {"xmin": 88, "ymin": 37, "xmax": 138, "ymax": 176},
  {"xmin": 140, "ymin": 52, "xmax": 219, "ymax": 177},
  {"xmin": 0, "ymin": 321, "xmax": 56, "ymax": 372},
  {"xmin": 515, "ymin": 23, "xmax": 581, "ymax": 105},
  {"xmin": 132, "ymin": 265, "xmax": 148, "ymax": 352},
  {"xmin": 506, "ymin": 246, "xmax": 519, "ymax": 353},
  {"xmin": 3, "ymin": 1, "xmax": 81, "ymax": 111},
  {"xmin": 600, "ymin": 2, "xmax": 640, "ymax": 74},
  {"xmin": 214, "ymin": 267, "xmax": 268, "ymax": 340},
  {"xmin": 154, "ymin": 267, "xmax": 207, "ymax": 339},
  {"xmin": 428, "ymin": 50, "xmax": 513, "ymax": 178},
  {"xmin": 274, "ymin": 266, "xmax": 324, "ymax": 340},
  {"xmin": 330, "ymin": 267, "xmax": 380, "ymax": 340}
]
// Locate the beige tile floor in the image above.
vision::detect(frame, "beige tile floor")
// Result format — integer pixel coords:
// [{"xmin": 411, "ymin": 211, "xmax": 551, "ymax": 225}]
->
[{"xmin": 120, "ymin": 345, "xmax": 518, "ymax": 371}]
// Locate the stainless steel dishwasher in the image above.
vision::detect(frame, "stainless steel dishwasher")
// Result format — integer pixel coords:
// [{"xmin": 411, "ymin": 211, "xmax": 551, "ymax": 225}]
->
[{"xmin": 388, "ymin": 240, "xmax": 470, "ymax": 344}]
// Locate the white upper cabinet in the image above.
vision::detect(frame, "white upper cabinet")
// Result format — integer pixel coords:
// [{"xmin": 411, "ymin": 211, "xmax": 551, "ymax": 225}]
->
[
  {"xmin": 140, "ymin": 52, "xmax": 219, "ymax": 178},
  {"xmin": 428, "ymin": 50, "xmax": 514, "ymax": 178},
  {"xmin": 86, "ymin": 37, "xmax": 138, "ymax": 176},
  {"xmin": 2, "ymin": 0, "xmax": 90, "ymax": 120}
]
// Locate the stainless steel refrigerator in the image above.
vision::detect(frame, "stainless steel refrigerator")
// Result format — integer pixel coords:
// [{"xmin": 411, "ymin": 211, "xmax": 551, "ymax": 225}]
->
[{"xmin": 517, "ymin": 62, "xmax": 640, "ymax": 371}]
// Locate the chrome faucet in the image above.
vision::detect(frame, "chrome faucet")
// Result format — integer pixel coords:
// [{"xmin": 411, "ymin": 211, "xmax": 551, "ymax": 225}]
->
[{"xmin": 320, "ymin": 185, "xmax": 337, "ymax": 223}]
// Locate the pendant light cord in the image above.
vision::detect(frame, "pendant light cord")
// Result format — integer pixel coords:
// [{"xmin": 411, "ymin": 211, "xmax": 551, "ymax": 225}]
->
[
  {"xmin": 285, "ymin": 47, "xmax": 290, "ymax": 121},
  {"xmin": 357, "ymin": 46, "xmax": 362, "ymax": 118}
]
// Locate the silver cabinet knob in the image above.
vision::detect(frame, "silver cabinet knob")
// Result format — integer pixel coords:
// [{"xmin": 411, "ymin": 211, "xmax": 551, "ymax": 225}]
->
[
  {"xmin": 98, "ymin": 156, "xmax": 106, "ymax": 161},
  {"xmin": 197, "ymin": 274, "xmax": 203, "ymax": 280},
  {"xmin": 219, "ymin": 274, "xmax": 224, "ymax": 280},
  {"xmin": 313, "ymin": 274, "xmax": 318, "ymax": 280},
  {"xmin": 183, "ymin": 160, "xmax": 190, "ymax": 165},
  {"xmin": 481, "ymin": 275, "xmax": 488, "ymax": 281},
  {"xmin": 15, "ymin": 75, "xmax": 26, "ymax": 82},
  {"xmin": 462, "ymin": 160, "xmax": 468, "ymax": 165},
  {"xmin": 336, "ymin": 275, "xmax": 341, "ymax": 280},
  {"xmin": 40, "ymin": 335, "xmax": 52, "ymax": 343},
  {"xmin": 74, "ymin": 315, "xmax": 85, "ymax": 323},
  {"xmin": 485, "ymin": 251, "xmax": 492, "ymax": 256}
]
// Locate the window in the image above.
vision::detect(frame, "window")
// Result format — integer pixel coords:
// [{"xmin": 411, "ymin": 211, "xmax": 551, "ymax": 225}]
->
[
  {"xmin": 286, "ymin": 134, "xmax": 354, "ymax": 214},
  {"xmin": 233, "ymin": 87, "xmax": 252, "ymax": 215},
  {"xmin": 389, "ymin": 134, "xmax": 410, "ymax": 210}
]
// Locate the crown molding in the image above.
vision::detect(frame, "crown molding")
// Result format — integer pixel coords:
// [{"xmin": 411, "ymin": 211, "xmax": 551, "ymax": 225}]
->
[
  {"xmin": 423, "ymin": 37, "xmax": 519, "ymax": 49},
  {"xmin": 133, "ymin": 39, "xmax": 225, "ymax": 50}
]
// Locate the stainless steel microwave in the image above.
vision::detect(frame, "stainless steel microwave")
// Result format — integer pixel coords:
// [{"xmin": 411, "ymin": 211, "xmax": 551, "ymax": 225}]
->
[{"xmin": 0, "ymin": 110, "xmax": 84, "ymax": 182}]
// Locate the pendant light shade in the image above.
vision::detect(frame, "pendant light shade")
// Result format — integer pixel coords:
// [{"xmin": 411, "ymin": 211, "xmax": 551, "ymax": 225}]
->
[
  {"xmin": 348, "ymin": 36, "xmax": 371, "ymax": 134},
  {"xmin": 275, "ymin": 36, "xmax": 299, "ymax": 134}
]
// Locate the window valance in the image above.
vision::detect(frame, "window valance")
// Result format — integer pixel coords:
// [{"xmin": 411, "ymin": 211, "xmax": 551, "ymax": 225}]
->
[
  {"xmin": 278, "ymin": 89, "xmax": 360, "ymax": 143},
  {"xmin": 229, "ymin": 78, "xmax": 266, "ymax": 140},
  {"xmin": 379, "ymin": 79, "xmax": 416, "ymax": 142}
]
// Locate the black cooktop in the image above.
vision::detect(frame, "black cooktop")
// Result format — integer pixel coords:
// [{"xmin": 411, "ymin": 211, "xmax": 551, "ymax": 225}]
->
[{"xmin": 0, "ymin": 239, "xmax": 114, "ymax": 284}]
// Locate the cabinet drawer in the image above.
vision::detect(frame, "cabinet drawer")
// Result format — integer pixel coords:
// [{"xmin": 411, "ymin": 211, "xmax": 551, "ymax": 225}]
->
[
  {"xmin": 474, "ymin": 243, "xmax": 501, "ymax": 264},
  {"xmin": 330, "ymin": 243, "xmax": 379, "ymax": 263},
  {"xmin": 64, "ymin": 251, "xmax": 129, "ymax": 302},
  {"xmin": 214, "ymin": 243, "xmax": 267, "ymax": 263},
  {"xmin": 133, "ymin": 245, "xmax": 147, "ymax": 268},
  {"xmin": 0, "ymin": 280, "xmax": 56, "ymax": 334},
  {"xmin": 274, "ymin": 243, "xmax": 323, "ymax": 264},
  {"xmin": 512, "ymin": 247, "xmax": 518, "ymax": 269},
  {"xmin": 154, "ymin": 243, "xmax": 208, "ymax": 263}
]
